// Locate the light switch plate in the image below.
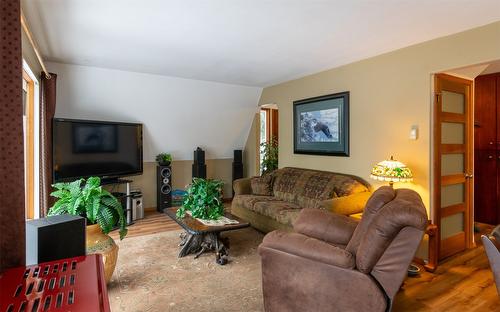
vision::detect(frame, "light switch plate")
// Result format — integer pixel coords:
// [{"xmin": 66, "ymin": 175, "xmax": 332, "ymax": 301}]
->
[{"xmin": 410, "ymin": 125, "xmax": 418, "ymax": 140}]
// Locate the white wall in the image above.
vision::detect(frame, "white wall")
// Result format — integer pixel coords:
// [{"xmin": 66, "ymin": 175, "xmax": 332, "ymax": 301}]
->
[{"xmin": 48, "ymin": 62, "xmax": 262, "ymax": 161}]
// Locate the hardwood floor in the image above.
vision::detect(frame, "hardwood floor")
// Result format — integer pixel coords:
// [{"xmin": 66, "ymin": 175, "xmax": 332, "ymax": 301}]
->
[
  {"xmin": 109, "ymin": 210, "xmax": 180, "ymax": 240},
  {"xmin": 111, "ymin": 212, "xmax": 500, "ymax": 311}
]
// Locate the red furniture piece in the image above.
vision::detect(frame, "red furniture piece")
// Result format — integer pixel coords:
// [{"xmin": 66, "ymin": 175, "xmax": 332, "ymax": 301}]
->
[{"xmin": 0, "ymin": 254, "xmax": 110, "ymax": 312}]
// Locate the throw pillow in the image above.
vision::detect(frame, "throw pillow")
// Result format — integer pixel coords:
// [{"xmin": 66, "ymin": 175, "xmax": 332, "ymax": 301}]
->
[
  {"xmin": 327, "ymin": 191, "xmax": 372, "ymax": 216},
  {"xmin": 251, "ymin": 174, "xmax": 274, "ymax": 196}
]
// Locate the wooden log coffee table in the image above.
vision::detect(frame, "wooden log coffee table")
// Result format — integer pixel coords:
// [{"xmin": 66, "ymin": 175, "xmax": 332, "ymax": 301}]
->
[{"xmin": 164, "ymin": 207, "xmax": 250, "ymax": 265}]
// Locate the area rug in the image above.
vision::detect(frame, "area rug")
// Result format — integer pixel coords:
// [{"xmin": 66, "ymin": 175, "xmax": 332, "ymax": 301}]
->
[{"xmin": 107, "ymin": 228, "xmax": 264, "ymax": 312}]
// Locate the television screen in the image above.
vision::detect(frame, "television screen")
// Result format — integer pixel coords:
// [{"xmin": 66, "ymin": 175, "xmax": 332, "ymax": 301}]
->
[{"xmin": 53, "ymin": 118, "xmax": 143, "ymax": 182}]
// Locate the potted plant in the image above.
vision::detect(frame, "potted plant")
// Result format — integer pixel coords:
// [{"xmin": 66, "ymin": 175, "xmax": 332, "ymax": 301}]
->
[
  {"xmin": 176, "ymin": 178, "xmax": 224, "ymax": 220},
  {"xmin": 156, "ymin": 153, "xmax": 172, "ymax": 166},
  {"xmin": 260, "ymin": 137, "xmax": 278, "ymax": 174},
  {"xmin": 48, "ymin": 176, "xmax": 127, "ymax": 283}
]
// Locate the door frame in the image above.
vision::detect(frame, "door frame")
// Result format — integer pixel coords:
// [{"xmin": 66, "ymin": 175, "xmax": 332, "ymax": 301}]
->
[
  {"xmin": 22, "ymin": 60, "xmax": 40, "ymax": 219},
  {"xmin": 432, "ymin": 73, "xmax": 474, "ymax": 260}
]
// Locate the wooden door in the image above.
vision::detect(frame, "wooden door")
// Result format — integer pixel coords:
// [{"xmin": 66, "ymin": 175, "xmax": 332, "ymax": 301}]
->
[
  {"xmin": 474, "ymin": 73, "xmax": 499, "ymax": 225},
  {"xmin": 434, "ymin": 73, "xmax": 473, "ymax": 260},
  {"xmin": 474, "ymin": 75, "xmax": 497, "ymax": 150},
  {"xmin": 474, "ymin": 150, "xmax": 497, "ymax": 224}
]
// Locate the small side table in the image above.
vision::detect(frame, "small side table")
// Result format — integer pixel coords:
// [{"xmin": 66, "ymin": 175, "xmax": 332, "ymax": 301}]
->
[{"xmin": 165, "ymin": 207, "xmax": 250, "ymax": 265}]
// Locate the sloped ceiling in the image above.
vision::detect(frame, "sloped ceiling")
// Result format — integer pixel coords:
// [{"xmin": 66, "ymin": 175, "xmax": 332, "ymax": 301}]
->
[{"xmin": 23, "ymin": 0, "xmax": 500, "ymax": 87}]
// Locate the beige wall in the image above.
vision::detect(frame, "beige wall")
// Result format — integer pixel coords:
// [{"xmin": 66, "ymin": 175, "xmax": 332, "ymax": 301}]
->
[
  {"xmin": 248, "ymin": 21, "xmax": 500, "ymax": 215},
  {"xmin": 129, "ymin": 159, "xmax": 234, "ymax": 209}
]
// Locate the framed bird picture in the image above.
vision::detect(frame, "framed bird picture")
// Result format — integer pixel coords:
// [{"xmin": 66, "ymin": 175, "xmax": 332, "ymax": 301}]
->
[{"xmin": 293, "ymin": 91, "xmax": 349, "ymax": 156}]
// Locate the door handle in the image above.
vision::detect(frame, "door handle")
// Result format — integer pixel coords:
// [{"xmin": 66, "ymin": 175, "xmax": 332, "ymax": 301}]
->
[{"xmin": 464, "ymin": 173, "xmax": 473, "ymax": 179}]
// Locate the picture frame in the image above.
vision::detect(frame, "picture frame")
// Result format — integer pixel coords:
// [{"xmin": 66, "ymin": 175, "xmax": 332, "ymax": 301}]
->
[{"xmin": 293, "ymin": 91, "xmax": 349, "ymax": 156}]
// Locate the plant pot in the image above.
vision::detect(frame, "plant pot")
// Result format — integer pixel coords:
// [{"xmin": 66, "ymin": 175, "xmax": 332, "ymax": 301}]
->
[
  {"xmin": 158, "ymin": 161, "xmax": 171, "ymax": 166},
  {"xmin": 86, "ymin": 224, "xmax": 119, "ymax": 284}
]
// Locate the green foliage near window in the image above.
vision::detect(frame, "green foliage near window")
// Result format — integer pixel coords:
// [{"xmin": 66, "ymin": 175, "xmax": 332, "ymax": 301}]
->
[
  {"xmin": 176, "ymin": 178, "xmax": 224, "ymax": 220},
  {"xmin": 260, "ymin": 137, "xmax": 279, "ymax": 174},
  {"xmin": 48, "ymin": 177, "xmax": 128, "ymax": 239},
  {"xmin": 156, "ymin": 153, "xmax": 172, "ymax": 165}
]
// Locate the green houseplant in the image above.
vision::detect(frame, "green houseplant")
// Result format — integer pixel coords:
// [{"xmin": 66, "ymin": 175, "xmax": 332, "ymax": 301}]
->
[
  {"xmin": 156, "ymin": 153, "xmax": 172, "ymax": 166},
  {"xmin": 48, "ymin": 177, "xmax": 127, "ymax": 239},
  {"xmin": 48, "ymin": 176, "xmax": 127, "ymax": 283},
  {"xmin": 176, "ymin": 178, "xmax": 224, "ymax": 220},
  {"xmin": 260, "ymin": 137, "xmax": 278, "ymax": 174}
]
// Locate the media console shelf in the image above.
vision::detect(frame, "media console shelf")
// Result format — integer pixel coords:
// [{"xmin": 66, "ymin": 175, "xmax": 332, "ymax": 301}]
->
[{"xmin": 101, "ymin": 179, "xmax": 134, "ymax": 227}]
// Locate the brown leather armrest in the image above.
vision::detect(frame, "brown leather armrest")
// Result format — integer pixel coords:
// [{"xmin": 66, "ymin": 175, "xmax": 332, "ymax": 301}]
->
[
  {"xmin": 233, "ymin": 178, "xmax": 252, "ymax": 195},
  {"xmin": 293, "ymin": 208, "xmax": 358, "ymax": 245},
  {"xmin": 259, "ymin": 230, "xmax": 355, "ymax": 269}
]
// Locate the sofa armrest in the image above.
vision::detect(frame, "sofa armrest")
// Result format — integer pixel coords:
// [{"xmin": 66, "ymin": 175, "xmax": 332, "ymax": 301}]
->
[
  {"xmin": 233, "ymin": 178, "xmax": 252, "ymax": 195},
  {"xmin": 259, "ymin": 230, "xmax": 355, "ymax": 269},
  {"xmin": 293, "ymin": 208, "xmax": 358, "ymax": 245}
]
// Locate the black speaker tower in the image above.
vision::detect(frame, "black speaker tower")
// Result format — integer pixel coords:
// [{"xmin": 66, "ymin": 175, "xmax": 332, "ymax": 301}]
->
[
  {"xmin": 232, "ymin": 150, "xmax": 243, "ymax": 196},
  {"xmin": 192, "ymin": 147, "xmax": 207, "ymax": 179},
  {"xmin": 157, "ymin": 165, "xmax": 172, "ymax": 212}
]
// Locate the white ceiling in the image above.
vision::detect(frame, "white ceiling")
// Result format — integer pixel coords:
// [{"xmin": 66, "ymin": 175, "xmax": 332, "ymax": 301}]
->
[{"xmin": 23, "ymin": 0, "xmax": 500, "ymax": 87}]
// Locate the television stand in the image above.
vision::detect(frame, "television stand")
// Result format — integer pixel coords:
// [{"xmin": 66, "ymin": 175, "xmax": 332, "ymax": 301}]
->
[{"xmin": 101, "ymin": 179, "xmax": 134, "ymax": 227}]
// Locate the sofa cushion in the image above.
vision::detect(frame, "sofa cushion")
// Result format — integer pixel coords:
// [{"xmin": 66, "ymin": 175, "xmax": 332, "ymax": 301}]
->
[
  {"xmin": 251, "ymin": 174, "xmax": 274, "ymax": 196},
  {"xmin": 252, "ymin": 201, "xmax": 302, "ymax": 227},
  {"xmin": 232, "ymin": 195, "xmax": 281, "ymax": 211},
  {"xmin": 273, "ymin": 167, "xmax": 370, "ymax": 208}
]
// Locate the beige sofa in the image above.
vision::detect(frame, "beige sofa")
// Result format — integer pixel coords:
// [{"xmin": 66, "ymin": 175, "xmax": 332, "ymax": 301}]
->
[{"xmin": 231, "ymin": 167, "xmax": 372, "ymax": 233}]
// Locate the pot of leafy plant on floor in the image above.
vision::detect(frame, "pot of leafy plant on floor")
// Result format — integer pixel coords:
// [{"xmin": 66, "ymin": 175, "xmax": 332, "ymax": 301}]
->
[{"xmin": 48, "ymin": 176, "xmax": 127, "ymax": 283}]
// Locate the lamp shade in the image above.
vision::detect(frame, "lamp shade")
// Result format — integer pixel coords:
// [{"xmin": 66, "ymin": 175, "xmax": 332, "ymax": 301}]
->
[{"xmin": 370, "ymin": 156, "xmax": 413, "ymax": 183}]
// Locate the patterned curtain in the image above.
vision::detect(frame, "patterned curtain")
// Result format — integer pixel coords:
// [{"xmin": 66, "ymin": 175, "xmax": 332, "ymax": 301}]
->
[
  {"xmin": 39, "ymin": 73, "xmax": 57, "ymax": 217},
  {"xmin": 0, "ymin": 0, "xmax": 25, "ymax": 271}
]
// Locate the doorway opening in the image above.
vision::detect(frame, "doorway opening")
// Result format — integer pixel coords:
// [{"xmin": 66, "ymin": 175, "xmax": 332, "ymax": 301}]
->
[
  {"xmin": 258, "ymin": 104, "xmax": 278, "ymax": 175},
  {"xmin": 432, "ymin": 60, "xmax": 500, "ymax": 266}
]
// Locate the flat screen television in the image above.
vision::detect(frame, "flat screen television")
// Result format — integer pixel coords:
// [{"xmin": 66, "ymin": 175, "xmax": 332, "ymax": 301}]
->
[{"xmin": 53, "ymin": 118, "xmax": 143, "ymax": 182}]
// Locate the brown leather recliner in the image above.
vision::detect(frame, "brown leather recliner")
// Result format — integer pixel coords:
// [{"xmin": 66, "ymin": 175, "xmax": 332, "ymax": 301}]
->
[{"xmin": 258, "ymin": 186, "xmax": 428, "ymax": 312}]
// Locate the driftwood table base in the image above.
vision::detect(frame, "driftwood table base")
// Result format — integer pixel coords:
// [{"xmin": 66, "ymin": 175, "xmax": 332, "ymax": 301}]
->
[{"xmin": 178, "ymin": 231, "xmax": 229, "ymax": 265}]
